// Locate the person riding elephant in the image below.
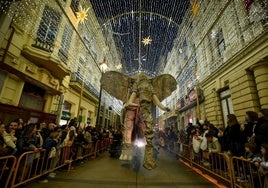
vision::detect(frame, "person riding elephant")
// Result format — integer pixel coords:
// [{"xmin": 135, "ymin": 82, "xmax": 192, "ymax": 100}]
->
[{"xmin": 101, "ymin": 71, "xmax": 177, "ymax": 170}]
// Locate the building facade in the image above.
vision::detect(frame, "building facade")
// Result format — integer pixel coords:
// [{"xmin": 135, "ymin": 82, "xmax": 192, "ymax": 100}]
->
[
  {"xmin": 0, "ymin": 0, "xmax": 121, "ymax": 127},
  {"xmin": 162, "ymin": 0, "xmax": 268, "ymax": 130}
]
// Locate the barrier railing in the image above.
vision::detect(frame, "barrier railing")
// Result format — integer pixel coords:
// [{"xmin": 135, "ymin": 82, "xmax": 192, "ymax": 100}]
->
[
  {"xmin": 77, "ymin": 141, "xmax": 95, "ymax": 160},
  {"xmin": 3, "ymin": 138, "xmax": 265, "ymax": 188},
  {"xmin": 93, "ymin": 138, "xmax": 110, "ymax": 158},
  {"xmin": 170, "ymin": 142, "xmax": 233, "ymax": 187},
  {"xmin": 4, "ymin": 139, "xmax": 111, "ymax": 188},
  {"xmin": 231, "ymin": 157, "xmax": 263, "ymax": 188},
  {"xmin": 167, "ymin": 139, "xmax": 268, "ymax": 188},
  {"xmin": 0, "ymin": 155, "xmax": 17, "ymax": 188},
  {"xmin": 11, "ymin": 149, "xmax": 47, "ymax": 187},
  {"xmin": 178, "ymin": 143, "xmax": 193, "ymax": 164}
]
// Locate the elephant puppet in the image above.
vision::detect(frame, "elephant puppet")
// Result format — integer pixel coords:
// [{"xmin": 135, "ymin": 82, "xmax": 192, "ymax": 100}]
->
[{"xmin": 101, "ymin": 71, "xmax": 177, "ymax": 170}]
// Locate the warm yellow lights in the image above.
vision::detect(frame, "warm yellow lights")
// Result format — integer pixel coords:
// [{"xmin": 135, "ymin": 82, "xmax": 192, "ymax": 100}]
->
[
  {"xmin": 76, "ymin": 6, "xmax": 89, "ymax": 24},
  {"xmin": 100, "ymin": 59, "xmax": 108, "ymax": 73},
  {"xmin": 191, "ymin": 1, "xmax": 199, "ymax": 17},
  {"xmin": 116, "ymin": 64, "xmax": 122, "ymax": 70},
  {"xmin": 142, "ymin": 36, "xmax": 152, "ymax": 46}
]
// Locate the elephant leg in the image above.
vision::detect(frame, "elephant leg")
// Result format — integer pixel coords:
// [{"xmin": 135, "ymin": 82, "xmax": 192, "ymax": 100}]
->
[
  {"xmin": 140, "ymin": 103, "xmax": 156, "ymax": 170},
  {"xmin": 119, "ymin": 110, "xmax": 135, "ymax": 160}
]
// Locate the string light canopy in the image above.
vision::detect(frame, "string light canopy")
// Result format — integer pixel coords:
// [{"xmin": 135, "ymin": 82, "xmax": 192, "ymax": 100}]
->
[
  {"xmin": 90, "ymin": 0, "xmax": 190, "ymax": 77},
  {"xmin": 0, "ymin": 0, "xmax": 267, "ymax": 105}
]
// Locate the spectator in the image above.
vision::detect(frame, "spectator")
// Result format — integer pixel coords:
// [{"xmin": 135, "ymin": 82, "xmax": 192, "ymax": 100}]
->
[
  {"xmin": 15, "ymin": 118, "xmax": 25, "ymax": 130},
  {"xmin": 60, "ymin": 124, "xmax": 68, "ymax": 142},
  {"xmin": 3, "ymin": 124, "xmax": 17, "ymax": 155},
  {"xmin": 217, "ymin": 126, "xmax": 225, "ymax": 148},
  {"xmin": 84, "ymin": 126, "xmax": 92, "ymax": 143},
  {"xmin": 186, "ymin": 123, "xmax": 195, "ymax": 144},
  {"xmin": 68, "ymin": 117, "xmax": 78, "ymax": 128},
  {"xmin": 199, "ymin": 126, "xmax": 209, "ymax": 152},
  {"xmin": 196, "ymin": 119, "xmax": 204, "ymax": 132},
  {"xmin": 253, "ymin": 143, "xmax": 268, "ymax": 187},
  {"xmin": 241, "ymin": 142, "xmax": 255, "ymax": 161},
  {"xmin": 201, "ymin": 132, "xmax": 221, "ymax": 168},
  {"xmin": 37, "ymin": 122, "xmax": 47, "ymax": 132},
  {"xmin": 61, "ymin": 126, "xmax": 76, "ymax": 162},
  {"xmin": 255, "ymin": 109, "xmax": 268, "ymax": 153},
  {"xmin": 62, "ymin": 126, "xmax": 76, "ymax": 147},
  {"xmin": 236, "ymin": 142, "xmax": 256, "ymax": 183},
  {"xmin": 43, "ymin": 130, "xmax": 61, "ymax": 179},
  {"xmin": 17, "ymin": 123, "xmax": 42, "ymax": 182},
  {"xmin": 207, "ymin": 124, "xmax": 219, "ymax": 138},
  {"xmin": 192, "ymin": 129, "xmax": 202, "ymax": 160},
  {"xmin": 75, "ymin": 127, "xmax": 89, "ymax": 159},
  {"xmin": 41, "ymin": 123, "xmax": 55, "ymax": 142},
  {"xmin": 17, "ymin": 123, "xmax": 42, "ymax": 155},
  {"xmin": 241, "ymin": 111, "xmax": 258, "ymax": 144},
  {"xmin": 222, "ymin": 114, "xmax": 243, "ymax": 156},
  {"xmin": 205, "ymin": 132, "xmax": 221, "ymax": 153},
  {"xmin": 0, "ymin": 122, "xmax": 9, "ymax": 156}
]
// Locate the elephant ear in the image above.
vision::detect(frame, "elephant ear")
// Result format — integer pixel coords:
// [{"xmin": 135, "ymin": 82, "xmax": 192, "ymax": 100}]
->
[
  {"xmin": 101, "ymin": 71, "xmax": 132, "ymax": 103},
  {"xmin": 151, "ymin": 74, "xmax": 177, "ymax": 101}
]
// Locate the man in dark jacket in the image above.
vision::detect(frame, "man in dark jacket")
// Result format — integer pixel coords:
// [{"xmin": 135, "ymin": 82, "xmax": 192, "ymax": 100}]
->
[{"xmin": 255, "ymin": 109, "xmax": 268, "ymax": 153}]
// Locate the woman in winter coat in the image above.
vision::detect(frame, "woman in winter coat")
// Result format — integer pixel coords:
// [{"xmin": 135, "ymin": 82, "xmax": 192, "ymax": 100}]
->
[{"xmin": 222, "ymin": 114, "xmax": 243, "ymax": 156}]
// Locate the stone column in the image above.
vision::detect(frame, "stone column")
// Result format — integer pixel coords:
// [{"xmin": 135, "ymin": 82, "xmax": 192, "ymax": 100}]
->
[{"xmin": 251, "ymin": 61, "xmax": 268, "ymax": 108}]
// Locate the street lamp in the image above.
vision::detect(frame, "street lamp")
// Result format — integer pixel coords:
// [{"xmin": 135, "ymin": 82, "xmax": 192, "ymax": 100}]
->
[{"xmin": 96, "ymin": 58, "xmax": 108, "ymax": 129}]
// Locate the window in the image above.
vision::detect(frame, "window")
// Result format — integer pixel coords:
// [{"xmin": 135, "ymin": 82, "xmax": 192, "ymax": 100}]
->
[
  {"xmin": 220, "ymin": 89, "xmax": 234, "ymax": 127},
  {"xmin": 217, "ymin": 29, "xmax": 225, "ymax": 57},
  {"xmin": 63, "ymin": 101, "xmax": 72, "ymax": 112},
  {"xmin": 58, "ymin": 24, "xmax": 73, "ymax": 64},
  {"xmin": 70, "ymin": 0, "xmax": 80, "ymax": 15},
  {"xmin": 61, "ymin": 101, "xmax": 72, "ymax": 125},
  {"xmin": 36, "ymin": 6, "xmax": 61, "ymax": 51},
  {"xmin": 0, "ymin": 70, "xmax": 7, "ymax": 92},
  {"xmin": 19, "ymin": 82, "xmax": 45, "ymax": 111}
]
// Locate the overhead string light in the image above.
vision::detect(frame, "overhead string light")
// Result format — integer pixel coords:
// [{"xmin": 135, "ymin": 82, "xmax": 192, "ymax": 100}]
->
[
  {"xmin": 1, "ymin": 0, "xmax": 267, "ymax": 99},
  {"xmin": 0, "ymin": 0, "xmax": 111, "ymax": 90}
]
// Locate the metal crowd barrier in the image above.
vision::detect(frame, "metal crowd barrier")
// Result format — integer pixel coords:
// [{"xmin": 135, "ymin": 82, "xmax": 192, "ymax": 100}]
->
[
  {"xmin": 171, "ymin": 142, "xmax": 233, "ymax": 187},
  {"xmin": 3, "ymin": 138, "xmax": 111, "ymax": 188},
  {"xmin": 231, "ymin": 157, "xmax": 263, "ymax": 188},
  {"xmin": 11, "ymin": 149, "xmax": 48, "ymax": 187},
  {"xmin": 168, "ymin": 140, "xmax": 267, "ymax": 188},
  {"xmin": 0, "ymin": 155, "xmax": 17, "ymax": 188},
  {"xmin": 93, "ymin": 138, "xmax": 111, "ymax": 158}
]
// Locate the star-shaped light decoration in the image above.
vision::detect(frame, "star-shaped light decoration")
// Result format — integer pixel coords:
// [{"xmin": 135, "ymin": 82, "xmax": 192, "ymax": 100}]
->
[
  {"xmin": 116, "ymin": 64, "xmax": 122, "ymax": 70},
  {"xmin": 191, "ymin": 1, "xmax": 199, "ymax": 17},
  {"xmin": 142, "ymin": 36, "xmax": 152, "ymax": 46},
  {"xmin": 76, "ymin": 6, "xmax": 89, "ymax": 24}
]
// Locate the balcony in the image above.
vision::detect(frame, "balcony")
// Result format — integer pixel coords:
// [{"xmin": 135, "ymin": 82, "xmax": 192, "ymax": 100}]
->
[
  {"xmin": 69, "ymin": 73, "xmax": 99, "ymax": 102},
  {"xmin": 21, "ymin": 39, "xmax": 70, "ymax": 80}
]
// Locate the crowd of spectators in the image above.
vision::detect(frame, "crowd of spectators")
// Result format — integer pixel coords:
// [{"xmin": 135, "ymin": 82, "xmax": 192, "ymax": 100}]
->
[
  {"xmin": 178, "ymin": 109, "xmax": 268, "ymax": 158},
  {"xmin": 0, "ymin": 117, "xmax": 120, "ymax": 183},
  {"xmin": 156, "ymin": 109, "xmax": 268, "ymax": 186},
  {"xmin": 1, "ymin": 108, "xmax": 268, "ymax": 186}
]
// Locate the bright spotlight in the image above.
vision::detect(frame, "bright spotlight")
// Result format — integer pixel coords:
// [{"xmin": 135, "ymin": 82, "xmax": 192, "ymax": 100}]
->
[{"xmin": 134, "ymin": 138, "xmax": 147, "ymax": 148}]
